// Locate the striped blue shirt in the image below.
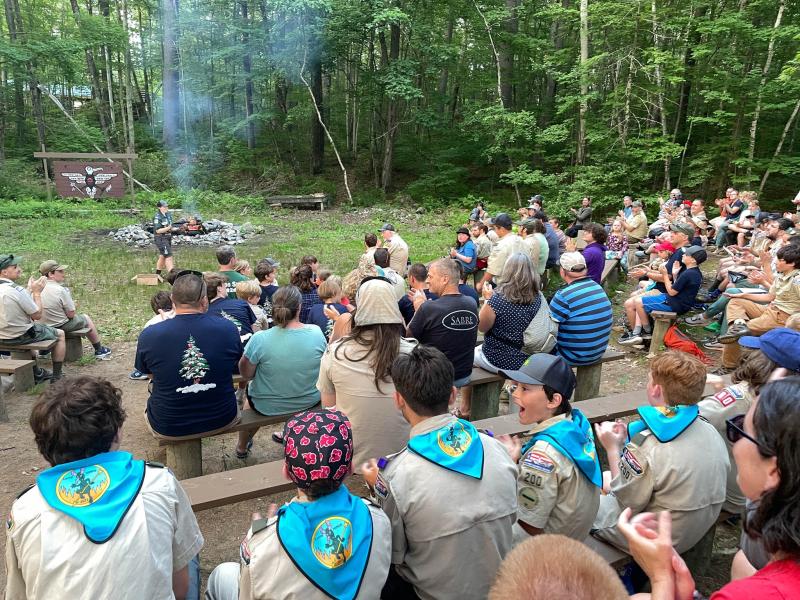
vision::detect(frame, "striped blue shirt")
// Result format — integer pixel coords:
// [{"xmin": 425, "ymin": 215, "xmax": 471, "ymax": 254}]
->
[{"xmin": 550, "ymin": 277, "xmax": 612, "ymax": 366}]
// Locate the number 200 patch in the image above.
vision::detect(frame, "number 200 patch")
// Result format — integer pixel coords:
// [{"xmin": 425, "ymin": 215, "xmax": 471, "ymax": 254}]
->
[{"xmin": 522, "ymin": 471, "xmax": 544, "ymax": 487}]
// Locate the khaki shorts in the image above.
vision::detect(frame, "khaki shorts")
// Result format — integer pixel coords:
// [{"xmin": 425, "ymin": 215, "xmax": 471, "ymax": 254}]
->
[
  {"xmin": 144, "ymin": 406, "xmax": 241, "ymax": 441},
  {"xmin": 1, "ymin": 323, "xmax": 59, "ymax": 345},
  {"xmin": 57, "ymin": 314, "xmax": 89, "ymax": 333}
]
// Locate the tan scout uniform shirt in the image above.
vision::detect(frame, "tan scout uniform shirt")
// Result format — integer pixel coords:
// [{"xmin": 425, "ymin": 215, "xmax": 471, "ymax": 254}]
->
[
  {"xmin": 698, "ymin": 383, "xmax": 754, "ymax": 514},
  {"xmin": 625, "ymin": 211, "xmax": 648, "ymax": 241},
  {"xmin": 522, "ymin": 236, "xmax": 541, "ymax": 272},
  {"xmin": 770, "ymin": 268, "xmax": 800, "ymax": 315},
  {"xmin": 385, "ymin": 234, "xmax": 409, "ymax": 276},
  {"xmin": 5, "ymin": 465, "xmax": 203, "ymax": 600},
  {"xmin": 487, "ymin": 234, "xmax": 527, "ymax": 283},
  {"xmin": 375, "ymin": 413, "xmax": 518, "ymax": 600},
  {"xmin": 317, "ymin": 337, "xmax": 416, "ymax": 466},
  {"xmin": 473, "ymin": 234, "xmax": 492, "ymax": 260},
  {"xmin": 40, "ymin": 280, "xmax": 75, "ymax": 327},
  {"xmin": 592, "ymin": 416, "xmax": 728, "ymax": 554},
  {"xmin": 0, "ymin": 278, "xmax": 38, "ymax": 339},
  {"xmin": 239, "ymin": 499, "xmax": 392, "ymax": 600},
  {"xmin": 514, "ymin": 414, "xmax": 600, "ymax": 543}
]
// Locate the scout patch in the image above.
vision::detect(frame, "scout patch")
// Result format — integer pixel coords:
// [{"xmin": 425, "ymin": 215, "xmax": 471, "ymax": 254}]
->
[
  {"xmin": 522, "ymin": 450, "xmax": 555, "ymax": 474},
  {"xmin": 518, "ymin": 486, "xmax": 539, "ymax": 510},
  {"xmin": 240, "ymin": 538, "xmax": 252, "ymax": 565},
  {"xmin": 621, "ymin": 447, "xmax": 643, "ymax": 476},
  {"xmin": 374, "ymin": 474, "xmax": 389, "ymax": 500},
  {"xmin": 714, "ymin": 386, "xmax": 743, "ymax": 408}
]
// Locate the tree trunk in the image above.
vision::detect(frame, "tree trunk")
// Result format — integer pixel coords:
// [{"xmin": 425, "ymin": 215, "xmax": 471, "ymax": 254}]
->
[
  {"xmin": 380, "ymin": 19, "xmax": 401, "ymax": 192},
  {"xmin": 121, "ymin": 0, "xmax": 136, "ymax": 154},
  {"xmin": 747, "ymin": 0, "xmax": 784, "ymax": 181},
  {"xmin": 437, "ymin": 18, "xmax": 454, "ymax": 114},
  {"xmin": 498, "ymin": 0, "xmax": 517, "ymax": 111},
  {"xmin": 759, "ymin": 97, "xmax": 799, "ymax": 194},
  {"xmin": 309, "ymin": 33, "xmax": 325, "ymax": 174},
  {"xmin": 576, "ymin": 0, "xmax": 588, "ymax": 165},
  {"xmin": 162, "ymin": 0, "xmax": 181, "ymax": 149},
  {"xmin": 651, "ymin": 0, "xmax": 670, "ymax": 188},
  {"xmin": 3, "ymin": 0, "xmax": 25, "ymax": 142},
  {"xmin": 240, "ymin": 0, "xmax": 256, "ymax": 149}
]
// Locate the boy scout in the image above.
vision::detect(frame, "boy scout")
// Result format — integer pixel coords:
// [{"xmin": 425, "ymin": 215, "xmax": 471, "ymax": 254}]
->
[
  {"xmin": 592, "ymin": 351, "xmax": 729, "ymax": 554},
  {"xmin": 206, "ymin": 408, "xmax": 391, "ymax": 600},
  {"xmin": 498, "ymin": 354, "xmax": 602, "ymax": 542},
  {"xmin": 363, "ymin": 345, "xmax": 517, "ymax": 600}
]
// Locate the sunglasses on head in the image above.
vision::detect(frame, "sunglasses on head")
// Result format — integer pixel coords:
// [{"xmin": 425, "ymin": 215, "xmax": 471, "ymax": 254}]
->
[
  {"xmin": 725, "ymin": 414, "xmax": 773, "ymax": 455},
  {"xmin": 174, "ymin": 270, "xmax": 206, "ymax": 303}
]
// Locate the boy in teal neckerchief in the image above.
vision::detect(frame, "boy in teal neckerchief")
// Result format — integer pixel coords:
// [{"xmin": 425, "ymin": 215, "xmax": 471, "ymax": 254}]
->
[
  {"xmin": 498, "ymin": 354, "xmax": 602, "ymax": 543},
  {"xmin": 591, "ymin": 351, "xmax": 729, "ymax": 554}
]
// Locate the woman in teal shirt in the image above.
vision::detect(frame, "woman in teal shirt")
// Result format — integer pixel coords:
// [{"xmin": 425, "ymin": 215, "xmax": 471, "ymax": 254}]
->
[{"xmin": 235, "ymin": 285, "xmax": 327, "ymax": 458}]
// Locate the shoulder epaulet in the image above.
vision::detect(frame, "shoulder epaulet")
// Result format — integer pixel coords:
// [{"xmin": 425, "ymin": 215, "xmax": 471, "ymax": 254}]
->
[
  {"xmin": 361, "ymin": 496, "xmax": 381, "ymax": 509},
  {"xmin": 251, "ymin": 516, "xmax": 277, "ymax": 535},
  {"xmin": 145, "ymin": 461, "xmax": 166, "ymax": 469},
  {"xmin": 378, "ymin": 447, "xmax": 407, "ymax": 470},
  {"xmin": 631, "ymin": 430, "xmax": 652, "ymax": 446},
  {"xmin": 14, "ymin": 483, "xmax": 35, "ymax": 501}
]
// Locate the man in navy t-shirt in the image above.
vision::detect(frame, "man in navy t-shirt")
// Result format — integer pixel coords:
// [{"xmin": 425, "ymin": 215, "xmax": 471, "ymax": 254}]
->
[
  {"xmin": 619, "ymin": 246, "xmax": 707, "ymax": 346},
  {"xmin": 135, "ymin": 272, "xmax": 243, "ymax": 437}
]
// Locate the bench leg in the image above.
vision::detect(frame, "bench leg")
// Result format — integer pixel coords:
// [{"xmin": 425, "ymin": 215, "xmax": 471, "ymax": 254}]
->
[
  {"xmin": 471, "ymin": 381, "xmax": 502, "ymax": 421},
  {"xmin": 166, "ymin": 440, "xmax": 203, "ymax": 479},
  {"xmin": 574, "ymin": 363, "xmax": 602, "ymax": 402},
  {"xmin": 9, "ymin": 350, "xmax": 32, "ymax": 361},
  {"xmin": 65, "ymin": 337, "xmax": 84, "ymax": 362},
  {"xmin": 649, "ymin": 318, "xmax": 673, "ymax": 355},
  {"xmin": 680, "ymin": 523, "xmax": 716, "ymax": 574},
  {"xmin": 0, "ymin": 385, "xmax": 7, "ymax": 422},
  {"xmin": 13, "ymin": 365, "xmax": 35, "ymax": 393}
]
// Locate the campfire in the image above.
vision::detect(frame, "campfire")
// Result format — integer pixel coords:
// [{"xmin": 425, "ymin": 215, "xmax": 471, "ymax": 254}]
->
[{"xmin": 108, "ymin": 217, "xmax": 259, "ymax": 248}]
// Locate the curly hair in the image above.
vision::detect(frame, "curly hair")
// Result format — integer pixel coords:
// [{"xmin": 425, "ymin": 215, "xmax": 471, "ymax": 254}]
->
[
  {"xmin": 732, "ymin": 348, "xmax": 781, "ymax": 396},
  {"xmin": 290, "ymin": 264, "xmax": 315, "ymax": 292}
]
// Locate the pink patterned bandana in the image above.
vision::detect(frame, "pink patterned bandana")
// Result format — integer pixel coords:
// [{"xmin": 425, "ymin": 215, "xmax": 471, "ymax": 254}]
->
[{"xmin": 283, "ymin": 409, "xmax": 353, "ymax": 488}]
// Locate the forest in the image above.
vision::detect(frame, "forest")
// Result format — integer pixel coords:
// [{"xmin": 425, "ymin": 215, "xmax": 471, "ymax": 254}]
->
[{"xmin": 0, "ymin": 0, "xmax": 798, "ymax": 214}]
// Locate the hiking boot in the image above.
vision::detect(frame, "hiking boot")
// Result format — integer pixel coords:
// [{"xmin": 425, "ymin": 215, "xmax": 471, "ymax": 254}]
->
[
  {"xmin": 684, "ymin": 313, "xmax": 710, "ymax": 326},
  {"xmin": 718, "ymin": 323, "xmax": 750, "ymax": 344},
  {"xmin": 703, "ymin": 339, "xmax": 724, "ymax": 351},
  {"xmin": 33, "ymin": 367, "xmax": 53, "ymax": 383},
  {"xmin": 618, "ymin": 332, "xmax": 644, "ymax": 346},
  {"xmin": 94, "ymin": 346, "xmax": 112, "ymax": 360},
  {"xmin": 129, "ymin": 370, "xmax": 149, "ymax": 381}
]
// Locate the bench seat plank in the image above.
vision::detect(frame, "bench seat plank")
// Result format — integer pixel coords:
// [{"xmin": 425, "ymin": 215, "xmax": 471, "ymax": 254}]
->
[
  {"xmin": 182, "ymin": 460, "xmax": 294, "ymax": 511},
  {"xmin": 0, "ymin": 359, "xmax": 36, "ymax": 392}
]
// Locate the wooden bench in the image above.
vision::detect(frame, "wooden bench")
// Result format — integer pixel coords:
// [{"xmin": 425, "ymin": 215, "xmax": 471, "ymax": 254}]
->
[
  {"xmin": 266, "ymin": 193, "xmax": 329, "ymax": 212},
  {"xmin": 159, "ymin": 403, "xmax": 321, "ymax": 479},
  {"xmin": 574, "ymin": 348, "xmax": 625, "ymax": 401},
  {"xmin": 601, "ymin": 258, "xmax": 621, "ymax": 289},
  {"xmin": 0, "ymin": 338, "xmax": 57, "ymax": 361},
  {"xmin": 648, "ymin": 310, "xmax": 678, "ymax": 356},
  {"xmin": 0, "ymin": 359, "xmax": 36, "ymax": 393},
  {"xmin": 65, "ymin": 328, "xmax": 91, "ymax": 362}
]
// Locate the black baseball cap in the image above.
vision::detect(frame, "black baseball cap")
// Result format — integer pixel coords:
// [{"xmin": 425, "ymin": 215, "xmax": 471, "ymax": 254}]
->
[
  {"xmin": 499, "ymin": 354, "xmax": 576, "ymax": 400},
  {"xmin": 379, "ymin": 223, "xmax": 395, "ymax": 232},
  {"xmin": 490, "ymin": 212, "xmax": 513, "ymax": 230}
]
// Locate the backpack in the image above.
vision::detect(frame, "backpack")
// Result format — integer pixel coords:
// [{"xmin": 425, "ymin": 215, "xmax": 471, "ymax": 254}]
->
[{"xmin": 663, "ymin": 324, "xmax": 713, "ymax": 365}]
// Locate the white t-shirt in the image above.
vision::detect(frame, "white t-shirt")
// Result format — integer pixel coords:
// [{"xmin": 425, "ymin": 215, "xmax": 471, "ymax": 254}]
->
[{"xmin": 5, "ymin": 464, "xmax": 204, "ymax": 600}]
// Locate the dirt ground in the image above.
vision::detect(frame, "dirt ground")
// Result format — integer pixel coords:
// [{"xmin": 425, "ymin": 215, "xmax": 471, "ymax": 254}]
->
[{"xmin": 1, "ymin": 265, "xmax": 736, "ymax": 595}]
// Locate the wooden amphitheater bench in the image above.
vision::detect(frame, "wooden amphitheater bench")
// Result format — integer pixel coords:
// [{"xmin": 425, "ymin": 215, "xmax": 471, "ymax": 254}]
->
[
  {"xmin": 0, "ymin": 359, "xmax": 36, "ymax": 393},
  {"xmin": 65, "ymin": 327, "xmax": 91, "ymax": 362},
  {"xmin": 601, "ymin": 257, "xmax": 621, "ymax": 289},
  {"xmin": 573, "ymin": 347, "xmax": 625, "ymax": 401},
  {"xmin": 0, "ymin": 338, "xmax": 57, "ymax": 363},
  {"xmin": 648, "ymin": 310, "xmax": 678, "ymax": 356},
  {"xmin": 266, "ymin": 193, "xmax": 329, "ymax": 212}
]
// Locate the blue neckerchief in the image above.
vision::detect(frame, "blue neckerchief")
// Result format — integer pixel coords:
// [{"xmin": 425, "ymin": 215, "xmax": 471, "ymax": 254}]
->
[
  {"xmin": 627, "ymin": 405, "xmax": 699, "ymax": 443},
  {"xmin": 277, "ymin": 486, "xmax": 373, "ymax": 600},
  {"xmin": 36, "ymin": 451, "xmax": 145, "ymax": 543},
  {"xmin": 521, "ymin": 409, "xmax": 603, "ymax": 488},
  {"xmin": 407, "ymin": 418, "xmax": 484, "ymax": 480}
]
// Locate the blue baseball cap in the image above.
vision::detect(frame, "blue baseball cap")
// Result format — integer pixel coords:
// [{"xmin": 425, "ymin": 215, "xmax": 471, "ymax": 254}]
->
[
  {"xmin": 739, "ymin": 328, "xmax": 800, "ymax": 372},
  {"xmin": 499, "ymin": 354, "xmax": 576, "ymax": 400}
]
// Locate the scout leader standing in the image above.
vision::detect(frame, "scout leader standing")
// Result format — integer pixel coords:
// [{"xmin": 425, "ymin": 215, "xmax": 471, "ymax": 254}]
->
[
  {"xmin": 363, "ymin": 345, "xmax": 517, "ymax": 600},
  {"xmin": 205, "ymin": 409, "xmax": 391, "ymax": 600},
  {"xmin": 497, "ymin": 354, "xmax": 602, "ymax": 543},
  {"xmin": 153, "ymin": 199, "xmax": 174, "ymax": 277}
]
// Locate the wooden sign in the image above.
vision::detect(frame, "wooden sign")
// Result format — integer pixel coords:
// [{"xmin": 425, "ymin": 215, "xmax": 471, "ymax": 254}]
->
[{"xmin": 53, "ymin": 161, "xmax": 124, "ymax": 199}]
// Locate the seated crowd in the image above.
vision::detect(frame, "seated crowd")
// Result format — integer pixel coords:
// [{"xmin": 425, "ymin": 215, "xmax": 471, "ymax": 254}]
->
[{"xmin": 5, "ymin": 191, "xmax": 800, "ymax": 599}]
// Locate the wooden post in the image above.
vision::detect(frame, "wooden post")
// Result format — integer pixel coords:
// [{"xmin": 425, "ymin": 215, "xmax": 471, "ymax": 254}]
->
[
  {"xmin": 574, "ymin": 363, "xmax": 603, "ymax": 402},
  {"xmin": 471, "ymin": 381, "xmax": 502, "ymax": 421},
  {"xmin": 13, "ymin": 363, "xmax": 35, "ymax": 393},
  {"xmin": 41, "ymin": 144, "xmax": 52, "ymax": 201},
  {"xmin": 0, "ymin": 383, "xmax": 8, "ymax": 422},
  {"xmin": 127, "ymin": 157, "xmax": 134, "ymax": 202},
  {"xmin": 65, "ymin": 337, "xmax": 84, "ymax": 362},
  {"xmin": 649, "ymin": 311, "xmax": 677, "ymax": 356},
  {"xmin": 165, "ymin": 439, "xmax": 203, "ymax": 479}
]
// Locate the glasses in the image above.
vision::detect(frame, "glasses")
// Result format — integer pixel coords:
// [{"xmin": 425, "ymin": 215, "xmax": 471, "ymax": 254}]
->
[
  {"xmin": 174, "ymin": 270, "xmax": 206, "ymax": 303},
  {"xmin": 725, "ymin": 414, "xmax": 773, "ymax": 455}
]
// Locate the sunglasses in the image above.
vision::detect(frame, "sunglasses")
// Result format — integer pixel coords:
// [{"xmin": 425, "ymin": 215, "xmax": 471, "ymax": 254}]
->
[
  {"xmin": 174, "ymin": 270, "xmax": 206, "ymax": 303},
  {"xmin": 725, "ymin": 414, "xmax": 773, "ymax": 455}
]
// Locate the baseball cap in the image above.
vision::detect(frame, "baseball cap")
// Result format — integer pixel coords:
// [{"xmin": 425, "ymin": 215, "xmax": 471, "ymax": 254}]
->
[
  {"xmin": 378, "ymin": 223, "xmax": 395, "ymax": 232},
  {"xmin": 669, "ymin": 222, "xmax": 694, "ymax": 237},
  {"xmin": 683, "ymin": 245, "xmax": 707, "ymax": 264},
  {"xmin": 490, "ymin": 213, "xmax": 513, "ymax": 230},
  {"xmin": 260, "ymin": 257, "xmax": 280, "ymax": 268},
  {"xmin": 456, "ymin": 226, "xmax": 470, "ymax": 235},
  {"xmin": 354, "ymin": 278, "xmax": 403, "ymax": 326},
  {"xmin": 283, "ymin": 409, "xmax": 353, "ymax": 488},
  {"xmin": 0, "ymin": 254, "xmax": 22, "ymax": 270},
  {"xmin": 559, "ymin": 252, "xmax": 587, "ymax": 272},
  {"xmin": 156, "ymin": 200, "xmax": 169, "ymax": 207},
  {"xmin": 499, "ymin": 354, "xmax": 576, "ymax": 400},
  {"xmin": 39, "ymin": 260, "xmax": 68, "ymax": 275},
  {"xmin": 739, "ymin": 328, "xmax": 800, "ymax": 372},
  {"xmin": 653, "ymin": 242, "xmax": 676, "ymax": 253}
]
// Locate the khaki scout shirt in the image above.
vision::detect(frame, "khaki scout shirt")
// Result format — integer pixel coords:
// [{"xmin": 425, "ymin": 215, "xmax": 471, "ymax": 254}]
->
[
  {"xmin": 0, "ymin": 278, "xmax": 38, "ymax": 339},
  {"xmin": 698, "ymin": 383, "xmax": 754, "ymax": 514},
  {"xmin": 592, "ymin": 416, "xmax": 728, "ymax": 553},
  {"xmin": 515, "ymin": 414, "xmax": 600, "ymax": 542},
  {"xmin": 5, "ymin": 465, "xmax": 203, "ymax": 600},
  {"xmin": 487, "ymin": 233, "xmax": 527, "ymax": 282},
  {"xmin": 472, "ymin": 234, "xmax": 492, "ymax": 260},
  {"xmin": 238, "ymin": 499, "xmax": 392, "ymax": 600},
  {"xmin": 625, "ymin": 212, "xmax": 648, "ymax": 241},
  {"xmin": 385, "ymin": 234, "xmax": 409, "ymax": 276},
  {"xmin": 522, "ymin": 236, "xmax": 541, "ymax": 272},
  {"xmin": 40, "ymin": 280, "xmax": 75, "ymax": 327},
  {"xmin": 770, "ymin": 268, "xmax": 800, "ymax": 315},
  {"xmin": 375, "ymin": 413, "xmax": 518, "ymax": 600}
]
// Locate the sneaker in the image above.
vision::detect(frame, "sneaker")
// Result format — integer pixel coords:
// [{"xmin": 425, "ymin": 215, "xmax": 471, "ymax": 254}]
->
[
  {"xmin": 718, "ymin": 323, "xmax": 750, "ymax": 344},
  {"xmin": 129, "ymin": 370, "xmax": 149, "ymax": 381},
  {"xmin": 640, "ymin": 330, "xmax": 653, "ymax": 340},
  {"xmin": 94, "ymin": 346, "xmax": 112, "ymax": 360},
  {"xmin": 684, "ymin": 313, "xmax": 710, "ymax": 326},
  {"xmin": 33, "ymin": 367, "xmax": 53, "ymax": 383},
  {"xmin": 703, "ymin": 320, "xmax": 721, "ymax": 333},
  {"xmin": 618, "ymin": 332, "xmax": 644, "ymax": 346},
  {"xmin": 697, "ymin": 290, "xmax": 722, "ymax": 303},
  {"xmin": 703, "ymin": 339, "xmax": 724, "ymax": 350}
]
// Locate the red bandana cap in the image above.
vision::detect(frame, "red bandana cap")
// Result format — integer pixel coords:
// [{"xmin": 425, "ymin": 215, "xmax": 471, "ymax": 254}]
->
[{"xmin": 283, "ymin": 409, "xmax": 353, "ymax": 488}]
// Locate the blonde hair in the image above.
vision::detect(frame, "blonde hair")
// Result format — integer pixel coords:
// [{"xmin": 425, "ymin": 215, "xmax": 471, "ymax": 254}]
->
[
  {"xmin": 235, "ymin": 279, "xmax": 261, "ymax": 300},
  {"xmin": 319, "ymin": 276, "xmax": 343, "ymax": 302},
  {"xmin": 489, "ymin": 534, "xmax": 627, "ymax": 600},
  {"xmin": 233, "ymin": 259, "xmax": 251, "ymax": 274},
  {"xmin": 650, "ymin": 351, "xmax": 707, "ymax": 406}
]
